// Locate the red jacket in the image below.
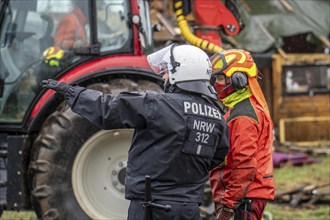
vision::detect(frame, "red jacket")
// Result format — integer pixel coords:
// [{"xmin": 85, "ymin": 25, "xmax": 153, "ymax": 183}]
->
[
  {"xmin": 210, "ymin": 96, "xmax": 275, "ymax": 209},
  {"xmin": 54, "ymin": 7, "xmax": 87, "ymax": 49}
]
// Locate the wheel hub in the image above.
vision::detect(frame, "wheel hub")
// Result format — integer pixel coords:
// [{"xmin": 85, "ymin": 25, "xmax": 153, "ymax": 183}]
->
[{"xmin": 111, "ymin": 161, "xmax": 127, "ymax": 193}]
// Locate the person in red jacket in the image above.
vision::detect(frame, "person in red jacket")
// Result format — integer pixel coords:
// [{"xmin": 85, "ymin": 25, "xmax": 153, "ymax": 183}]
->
[
  {"xmin": 54, "ymin": 0, "xmax": 88, "ymax": 49},
  {"xmin": 209, "ymin": 49, "xmax": 275, "ymax": 220}
]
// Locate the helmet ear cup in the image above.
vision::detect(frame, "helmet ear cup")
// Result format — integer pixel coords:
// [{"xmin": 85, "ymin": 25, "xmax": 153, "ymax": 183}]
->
[{"xmin": 230, "ymin": 72, "xmax": 248, "ymax": 90}]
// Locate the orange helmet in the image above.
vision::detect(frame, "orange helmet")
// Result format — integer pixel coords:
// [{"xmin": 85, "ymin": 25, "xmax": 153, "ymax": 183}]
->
[
  {"xmin": 211, "ymin": 49, "xmax": 271, "ymax": 118},
  {"xmin": 211, "ymin": 49, "xmax": 257, "ymax": 78}
]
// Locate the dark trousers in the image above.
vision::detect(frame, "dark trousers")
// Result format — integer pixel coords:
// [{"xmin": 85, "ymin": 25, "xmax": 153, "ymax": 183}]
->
[
  {"xmin": 127, "ymin": 200, "xmax": 202, "ymax": 220},
  {"xmin": 234, "ymin": 198, "xmax": 268, "ymax": 220}
]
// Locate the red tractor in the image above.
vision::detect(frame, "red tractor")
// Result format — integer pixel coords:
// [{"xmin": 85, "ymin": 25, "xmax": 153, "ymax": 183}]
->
[{"xmin": 0, "ymin": 0, "xmax": 163, "ymax": 219}]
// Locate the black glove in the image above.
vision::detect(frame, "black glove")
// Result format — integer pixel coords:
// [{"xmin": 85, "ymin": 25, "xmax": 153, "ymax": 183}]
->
[
  {"xmin": 215, "ymin": 204, "xmax": 235, "ymax": 220},
  {"xmin": 42, "ymin": 79, "xmax": 70, "ymax": 97}
]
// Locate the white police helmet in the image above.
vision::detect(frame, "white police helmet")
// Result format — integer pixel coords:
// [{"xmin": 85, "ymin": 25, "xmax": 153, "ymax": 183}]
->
[{"xmin": 147, "ymin": 44, "xmax": 217, "ymax": 99}]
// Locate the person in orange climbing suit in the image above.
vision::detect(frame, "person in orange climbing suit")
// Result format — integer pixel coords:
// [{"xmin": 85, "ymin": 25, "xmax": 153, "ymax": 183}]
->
[
  {"xmin": 54, "ymin": 0, "xmax": 88, "ymax": 49},
  {"xmin": 209, "ymin": 49, "xmax": 275, "ymax": 220}
]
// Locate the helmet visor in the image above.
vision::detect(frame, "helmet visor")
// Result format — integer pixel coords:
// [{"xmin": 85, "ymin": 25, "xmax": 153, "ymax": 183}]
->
[
  {"xmin": 210, "ymin": 52, "xmax": 228, "ymax": 75},
  {"xmin": 147, "ymin": 44, "xmax": 175, "ymax": 75}
]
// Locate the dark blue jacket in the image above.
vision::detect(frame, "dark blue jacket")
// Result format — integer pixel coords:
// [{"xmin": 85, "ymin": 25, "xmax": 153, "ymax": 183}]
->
[{"xmin": 65, "ymin": 86, "xmax": 229, "ymax": 203}]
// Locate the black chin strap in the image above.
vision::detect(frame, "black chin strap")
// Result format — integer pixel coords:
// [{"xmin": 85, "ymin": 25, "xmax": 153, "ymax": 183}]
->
[
  {"xmin": 170, "ymin": 44, "xmax": 180, "ymax": 73},
  {"xmin": 219, "ymin": 84, "xmax": 232, "ymax": 93},
  {"xmin": 164, "ymin": 82, "xmax": 176, "ymax": 93}
]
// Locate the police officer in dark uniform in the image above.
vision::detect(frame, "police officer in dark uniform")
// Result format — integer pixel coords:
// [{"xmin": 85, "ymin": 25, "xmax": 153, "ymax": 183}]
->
[{"xmin": 42, "ymin": 44, "xmax": 229, "ymax": 220}]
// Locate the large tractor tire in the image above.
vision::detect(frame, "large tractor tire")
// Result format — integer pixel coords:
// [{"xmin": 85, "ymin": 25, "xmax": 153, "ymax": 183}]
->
[{"xmin": 29, "ymin": 79, "xmax": 162, "ymax": 220}]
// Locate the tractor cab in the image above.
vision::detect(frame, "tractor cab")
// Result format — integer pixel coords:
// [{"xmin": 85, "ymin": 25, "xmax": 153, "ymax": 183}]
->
[{"xmin": 0, "ymin": 0, "xmax": 152, "ymax": 124}]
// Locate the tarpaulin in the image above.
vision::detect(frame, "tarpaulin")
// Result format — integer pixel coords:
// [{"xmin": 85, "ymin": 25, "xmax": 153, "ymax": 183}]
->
[{"xmin": 233, "ymin": 0, "xmax": 330, "ymax": 52}]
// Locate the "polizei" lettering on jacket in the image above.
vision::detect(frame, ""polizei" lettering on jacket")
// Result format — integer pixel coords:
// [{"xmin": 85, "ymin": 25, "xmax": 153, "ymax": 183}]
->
[{"xmin": 183, "ymin": 101, "xmax": 222, "ymax": 120}]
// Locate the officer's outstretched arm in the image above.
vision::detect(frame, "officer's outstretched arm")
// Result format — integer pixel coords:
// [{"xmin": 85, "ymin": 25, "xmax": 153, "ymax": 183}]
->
[
  {"xmin": 42, "ymin": 79, "xmax": 147, "ymax": 130},
  {"xmin": 43, "ymin": 79, "xmax": 110, "ymax": 128}
]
